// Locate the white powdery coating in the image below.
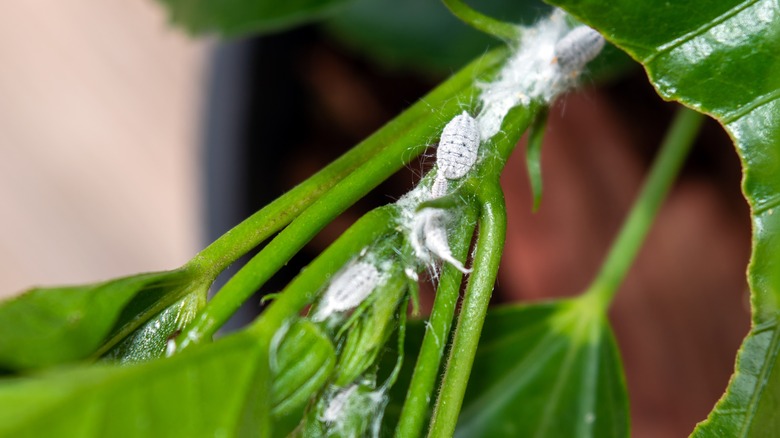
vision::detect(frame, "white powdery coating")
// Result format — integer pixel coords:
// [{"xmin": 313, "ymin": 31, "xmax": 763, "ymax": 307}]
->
[
  {"xmin": 321, "ymin": 385, "xmax": 358, "ymax": 423},
  {"xmin": 410, "ymin": 208, "xmax": 470, "ymax": 274},
  {"xmin": 312, "ymin": 260, "xmax": 382, "ymax": 321},
  {"xmin": 477, "ymin": 10, "xmax": 603, "ymax": 141},
  {"xmin": 319, "ymin": 384, "xmax": 388, "ymax": 437},
  {"xmin": 437, "ymin": 111, "xmax": 480, "ymax": 180}
]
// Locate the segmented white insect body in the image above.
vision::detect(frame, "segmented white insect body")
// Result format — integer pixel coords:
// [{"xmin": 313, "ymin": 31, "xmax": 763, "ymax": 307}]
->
[
  {"xmin": 312, "ymin": 260, "xmax": 382, "ymax": 321},
  {"xmin": 437, "ymin": 111, "xmax": 480, "ymax": 180},
  {"xmin": 430, "ymin": 175, "xmax": 448, "ymax": 199},
  {"xmin": 554, "ymin": 25, "xmax": 605, "ymax": 74}
]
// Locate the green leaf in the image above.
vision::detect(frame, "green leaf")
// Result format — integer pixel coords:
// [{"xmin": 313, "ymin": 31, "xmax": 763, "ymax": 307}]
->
[
  {"xmin": 102, "ymin": 290, "xmax": 206, "ymax": 364},
  {"xmin": 382, "ymin": 300, "xmax": 628, "ymax": 436},
  {"xmin": 0, "ymin": 330, "xmax": 272, "ymax": 437},
  {"xmin": 546, "ymin": 0, "xmax": 780, "ymax": 435},
  {"xmin": 0, "ymin": 269, "xmax": 202, "ymax": 371},
  {"xmin": 526, "ymin": 108, "xmax": 548, "ymax": 212},
  {"xmin": 325, "ymin": 0, "xmax": 550, "ymax": 72},
  {"xmin": 156, "ymin": 0, "xmax": 354, "ymax": 37},
  {"xmin": 455, "ymin": 300, "xmax": 628, "ymax": 437}
]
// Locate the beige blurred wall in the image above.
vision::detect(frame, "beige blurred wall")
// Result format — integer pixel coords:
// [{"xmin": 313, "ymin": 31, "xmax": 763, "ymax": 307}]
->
[{"xmin": 0, "ymin": 1, "xmax": 207, "ymax": 297}]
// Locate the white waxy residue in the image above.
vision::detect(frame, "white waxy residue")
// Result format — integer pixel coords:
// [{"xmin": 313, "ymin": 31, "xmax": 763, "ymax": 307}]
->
[
  {"xmin": 477, "ymin": 11, "xmax": 604, "ymax": 141},
  {"xmin": 410, "ymin": 208, "xmax": 470, "ymax": 274},
  {"xmin": 312, "ymin": 260, "xmax": 382, "ymax": 321}
]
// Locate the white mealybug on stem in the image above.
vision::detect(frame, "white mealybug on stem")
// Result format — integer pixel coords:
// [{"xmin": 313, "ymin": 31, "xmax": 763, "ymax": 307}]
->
[
  {"xmin": 553, "ymin": 25, "xmax": 605, "ymax": 75},
  {"xmin": 437, "ymin": 111, "xmax": 480, "ymax": 180},
  {"xmin": 410, "ymin": 208, "xmax": 470, "ymax": 274},
  {"xmin": 311, "ymin": 260, "xmax": 382, "ymax": 321}
]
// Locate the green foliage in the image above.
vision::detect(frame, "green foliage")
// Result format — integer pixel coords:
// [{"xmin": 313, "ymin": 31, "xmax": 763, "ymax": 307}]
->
[
  {"xmin": 457, "ymin": 300, "xmax": 628, "ymax": 437},
  {"xmin": 335, "ymin": 274, "xmax": 409, "ymax": 387},
  {"xmin": 0, "ymin": 269, "xmax": 205, "ymax": 371},
  {"xmin": 156, "ymin": 0, "xmax": 355, "ymax": 37},
  {"xmin": 1, "ymin": 0, "xmax": 778, "ymax": 436},
  {"xmin": 103, "ymin": 291, "xmax": 205, "ymax": 364},
  {"xmin": 525, "ymin": 109, "xmax": 548, "ymax": 212},
  {"xmin": 0, "ymin": 330, "xmax": 272, "ymax": 437},
  {"xmin": 546, "ymin": 0, "xmax": 780, "ymax": 434},
  {"xmin": 271, "ymin": 319, "xmax": 336, "ymax": 417},
  {"xmin": 326, "ymin": 0, "xmax": 548, "ymax": 71}
]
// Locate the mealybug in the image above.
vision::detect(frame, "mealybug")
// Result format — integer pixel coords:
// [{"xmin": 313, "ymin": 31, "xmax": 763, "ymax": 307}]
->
[
  {"xmin": 437, "ymin": 111, "xmax": 480, "ymax": 180},
  {"xmin": 312, "ymin": 261, "xmax": 381, "ymax": 321},
  {"xmin": 554, "ymin": 26, "xmax": 605, "ymax": 74},
  {"xmin": 430, "ymin": 175, "xmax": 448, "ymax": 199},
  {"xmin": 411, "ymin": 209, "xmax": 470, "ymax": 274}
]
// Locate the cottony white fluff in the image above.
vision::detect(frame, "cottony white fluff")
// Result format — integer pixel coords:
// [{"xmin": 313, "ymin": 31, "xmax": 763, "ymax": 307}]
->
[
  {"xmin": 312, "ymin": 260, "xmax": 383, "ymax": 321},
  {"xmin": 476, "ymin": 10, "xmax": 604, "ymax": 140},
  {"xmin": 319, "ymin": 384, "xmax": 388, "ymax": 437},
  {"xmin": 410, "ymin": 208, "xmax": 470, "ymax": 274}
]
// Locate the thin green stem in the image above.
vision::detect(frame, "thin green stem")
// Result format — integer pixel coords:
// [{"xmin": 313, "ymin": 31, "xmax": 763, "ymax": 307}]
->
[
  {"xmin": 584, "ymin": 107, "xmax": 704, "ymax": 309},
  {"xmin": 441, "ymin": 0, "xmax": 520, "ymax": 42},
  {"xmin": 425, "ymin": 104, "xmax": 536, "ymax": 437},
  {"xmin": 184, "ymin": 48, "xmax": 509, "ymax": 282},
  {"xmin": 395, "ymin": 207, "xmax": 478, "ymax": 438},
  {"xmin": 526, "ymin": 108, "xmax": 549, "ymax": 212},
  {"xmin": 175, "ymin": 51, "xmax": 509, "ymax": 347},
  {"xmin": 178, "ymin": 203, "xmax": 397, "ymax": 349},
  {"xmin": 247, "ymin": 206, "xmax": 396, "ymax": 339},
  {"xmin": 428, "ymin": 182, "xmax": 506, "ymax": 438}
]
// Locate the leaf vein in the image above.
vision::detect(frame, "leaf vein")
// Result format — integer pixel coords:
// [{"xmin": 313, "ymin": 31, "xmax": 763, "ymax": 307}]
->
[
  {"xmin": 722, "ymin": 89, "xmax": 780, "ymax": 124},
  {"xmin": 738, "ymin": 323, "xmax": 780, "ymax": 437},
  {"xmin": 642, "ymin": 0, "xmax": 761, "ymax": 64}
]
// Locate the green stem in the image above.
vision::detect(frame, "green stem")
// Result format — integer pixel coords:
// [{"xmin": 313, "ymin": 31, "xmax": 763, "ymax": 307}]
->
[
  {"xmin": 441, "ymin": 0, "xmax": 520, "ymax": 42},
  {"xmin": 526, "ymin": 108, "xmax": 549, "ymax": 212},
  {"xmin": 395, "ymin": 207, "xmax": 478, "ymax": 438},
  {"xmin": 184, "ymin": 48, "xmax": 508, "ymax": 281},
  {"xmin": 583, "ymin": 107, "xmax": 704, "ymax": 309},
  {"xmin": 247, "ymin": 206, "xmax": 397, "ymax": 338},
  {"xmin": 425, "ymin": 104, "xmax": 536, "ymax": 437},
  {"xmin": 176, "ymin": 51, "xmax": 509, "ymax": 347},
  {"xmin": 428, "ymin": 182, "xmax": 507, "ymax": 438}
]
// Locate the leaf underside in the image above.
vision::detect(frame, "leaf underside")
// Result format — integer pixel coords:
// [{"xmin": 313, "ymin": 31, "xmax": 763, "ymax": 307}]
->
[
  {"xmin": 0, "ymin": 269, "xmax": 199, "ymax": 371},
  {"xmin": 456, "ymin": 302, "xmax": 628, "ymax": 437}
]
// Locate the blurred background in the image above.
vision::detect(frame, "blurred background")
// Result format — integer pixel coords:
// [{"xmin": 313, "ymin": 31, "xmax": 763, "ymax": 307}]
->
[
  {"xmin": 0, "ymin": 0, "xmax": 752, "ymax": 436},
  {"xmin": 0, "ymin": 1, "xmax": 205, "ymax": 295}
]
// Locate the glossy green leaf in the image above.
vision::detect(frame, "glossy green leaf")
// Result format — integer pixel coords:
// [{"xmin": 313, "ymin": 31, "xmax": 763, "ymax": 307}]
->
[
  {"xmin": 546, "ymin": 0, "xmax": 780, "ymax": 435},
  {"xmin": 455, "ymin": 300, "xmax": 628, "ymax": 437},
  {"xmin": 156, "ymin": 0, "xmax": 354, "ymax": 37},
  {"xmin": 0, "ymin": 330, "xmax": 272, "ymax": 437},
  {"xmin": 0, "ymin": 269, "xmax": 203, "ymax": 371}
]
